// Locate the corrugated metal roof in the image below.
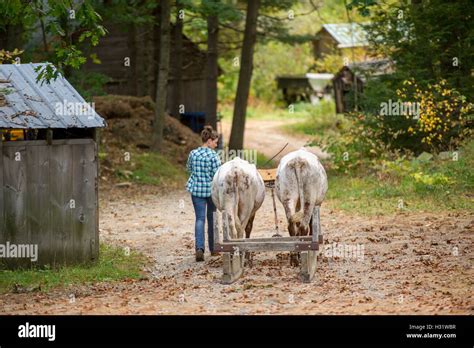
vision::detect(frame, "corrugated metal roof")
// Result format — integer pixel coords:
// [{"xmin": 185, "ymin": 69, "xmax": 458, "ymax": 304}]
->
[
  {"xmin": 0, "ymin": 63, "xmax": 106, "ymax": 129},
  {"xmin": 320, "ymin": 23, "xmax": 368, "ymax": 48}
]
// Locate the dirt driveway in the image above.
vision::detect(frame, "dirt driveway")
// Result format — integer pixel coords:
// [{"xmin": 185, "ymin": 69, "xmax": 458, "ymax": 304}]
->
[
  {"xmin": 1, "ymin": 118, "xmax": 472, "ymax": 315},
  {"xmin": 221, "ymin": 118, "xmax": 328, "ymax": 161},
  {"xmin": 1, "ymin": 185, "xmax": 472, "ymax": 315}
]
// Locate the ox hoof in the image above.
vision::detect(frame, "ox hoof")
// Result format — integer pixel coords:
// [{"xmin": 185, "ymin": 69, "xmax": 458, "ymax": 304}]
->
[
  {"xmin": 290, "ymin": 252, "xmax": 300, "ymax": 267},
  {"xmin": 244, "ymin": 252, "xmax": 254, "ymax": 268}
]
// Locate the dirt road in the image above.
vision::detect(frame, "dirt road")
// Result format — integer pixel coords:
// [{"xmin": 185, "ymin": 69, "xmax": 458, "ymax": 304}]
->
[
  {"xmin": 221, "ymin": 118, "xmax": 328, "ymax": 161},
  {"xmin": 1, "ymin": 186, "xmax": 472, "ymax": 315},
  {"xmin": 1, "ymin": 119, "xmax": 472, "ymax": 315}
]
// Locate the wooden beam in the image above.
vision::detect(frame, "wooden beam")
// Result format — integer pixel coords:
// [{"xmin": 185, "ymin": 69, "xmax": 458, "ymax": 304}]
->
[
  {"xmin": 219, "ymin": 236, "xmax": 312, "ymax": 243},
  {"xmin": 215, "ymin": 240, "xmax": 318, "ymax": 252}
]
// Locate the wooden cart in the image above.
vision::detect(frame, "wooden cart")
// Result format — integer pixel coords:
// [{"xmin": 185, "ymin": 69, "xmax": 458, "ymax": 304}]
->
[{"xmin": 213, "ymin": 168, "xmax": 323, "ymax": 284}]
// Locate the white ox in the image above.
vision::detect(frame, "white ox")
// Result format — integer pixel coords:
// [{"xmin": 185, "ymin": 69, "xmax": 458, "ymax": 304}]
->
[
  {"xmin": 276, "ymin": 148, "xmax": 328, "ymax": 237},
  {"xmin": 212, "ymin": 157, "xmax": 265, "ymax": 239}
]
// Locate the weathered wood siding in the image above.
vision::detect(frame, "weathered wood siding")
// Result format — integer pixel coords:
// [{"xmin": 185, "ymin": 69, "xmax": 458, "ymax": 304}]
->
[
  {"xmin": 167, "ymin": 79, "xmax": 207, "ymax": 114},
  {"xmin": 0, "ymin": 139, "xmax": 99, "ymax": 268},
  {"xmin": 82, "ymin": 21, "xmax": 209, "ymax": 114}
]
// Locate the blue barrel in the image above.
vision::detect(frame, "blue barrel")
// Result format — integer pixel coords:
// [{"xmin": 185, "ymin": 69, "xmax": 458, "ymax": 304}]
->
[{"xmin": 180, "ymin": 112, "xmax": 206, "ymax": 134}]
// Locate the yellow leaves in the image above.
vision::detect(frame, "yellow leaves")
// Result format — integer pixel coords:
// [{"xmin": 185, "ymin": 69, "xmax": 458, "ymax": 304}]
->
[{"xmin": 401, "ymin": 79, "xmax": 471, "ymax": 148}]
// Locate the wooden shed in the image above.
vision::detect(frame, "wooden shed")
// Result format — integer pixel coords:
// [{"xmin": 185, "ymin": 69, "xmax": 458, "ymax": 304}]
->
[
  {"xmin": 277, "ymin": 73, "xmax": 334, "ymax": 105},
  {"xmin": 332, "ymin": 66, "xmax": 364, "ymax": 113},
  {"xmin": 82, "ymin": 21, "xmax": 211, "ymax": 115},
  {"xmin": 0, "ymin": 63, "xmax": 106, "ymax": 269},
  {"xmin": 313, "ymin": 23, "xmax": 369, "ymax": 60},
  {"xmin": 333, "ymin": 59, "xmax": 393, "ymax": 113}
]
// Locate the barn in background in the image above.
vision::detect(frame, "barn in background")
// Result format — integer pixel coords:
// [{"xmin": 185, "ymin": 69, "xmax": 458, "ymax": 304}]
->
[
  {"xmin": 82, "ymin": 21, "xmax": 210, "ymax": 116},
  {"xmin": 312, "ymin": 23, "xmax": 369, "ymax": 60},
  {"xmin": 333, "ymin": 59, "xmax": 393, "ymax": 113},
  {"xmin": 0, "ymin": 63, "xmax": 106, "ymax": 269}
]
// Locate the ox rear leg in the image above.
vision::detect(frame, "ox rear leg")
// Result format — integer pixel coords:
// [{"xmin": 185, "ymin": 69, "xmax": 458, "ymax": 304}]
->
[
  {"xmin": 243, "ymin": 211, "xmax": 256, "ymax": 268},
  {"xmin": 283, "ymin": 199, "xmax": 300, "ymax": 266},
  {"xmin": 245, "ymin": 211, "xmax": 256, "ymax": 239}
]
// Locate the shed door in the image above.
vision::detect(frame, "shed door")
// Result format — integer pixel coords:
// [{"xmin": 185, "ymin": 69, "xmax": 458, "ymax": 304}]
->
[{"xmin": 0, "ymin": 139, "xmax": 98, "ymax": 267}]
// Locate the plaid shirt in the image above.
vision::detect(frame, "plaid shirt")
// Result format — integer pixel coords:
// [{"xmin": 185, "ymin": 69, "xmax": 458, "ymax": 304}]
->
[{"xmin": 186, "ymin": 147, "xmax": 221, "ymax": 197}]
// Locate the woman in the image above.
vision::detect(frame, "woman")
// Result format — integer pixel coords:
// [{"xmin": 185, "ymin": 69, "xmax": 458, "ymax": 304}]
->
[{"xmin": 186, "ymin": 125, "xmax": 221, "ymax": 262}]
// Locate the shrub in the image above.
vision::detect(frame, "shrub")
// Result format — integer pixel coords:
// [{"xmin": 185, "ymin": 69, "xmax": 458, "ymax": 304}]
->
[{"xmin": 354, "ymin": 78, "xmax": 473, "ymax": 155}]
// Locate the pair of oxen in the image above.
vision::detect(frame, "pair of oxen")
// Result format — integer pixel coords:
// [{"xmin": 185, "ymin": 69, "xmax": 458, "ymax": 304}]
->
[{"xmin": 211, "ymin": 148, "xmax": 328, "ymax": 263}]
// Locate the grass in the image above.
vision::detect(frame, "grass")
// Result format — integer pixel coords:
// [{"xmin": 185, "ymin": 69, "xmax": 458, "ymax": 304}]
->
[
  {"xmin": 115, "ymin": 152, "xmax": 187, "ymax": 187},
  {"xmin": 256, "ymin": 151, "xmax": 276, "ymax": 169},
  {"xmin": 0, "ymin": 244, "xmax": 148, "ymax": 294},
  {"xmin": 258, "ymin": 101, "xmax": 474, "ymax": 215},
  {"xmin": 220, "ymin": 101, "xmax": 314, "ymax": 121},
  {"xmin": 326, "ymin": 173, "xmax": 473, "ymax": 216},
  {"xmin": 325, "ymin": 139, "xmax": 474, "ymax": 215},
  {"xmin": 282, "ymin": 100, "xmax": 348, "ymax": 137}
]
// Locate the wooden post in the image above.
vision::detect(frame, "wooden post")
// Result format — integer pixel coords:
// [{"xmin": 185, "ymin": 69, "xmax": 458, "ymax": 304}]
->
[
  {"xmin": 220, "ymin": 210, "xmax": 244, "ymax": 284},
  {"xmin": 0, "ymin": 139, "xmax": 4, "ymax": 243},
  {"xmin": 301, "ymin": 206, "xmax": 321, "ymax": 282},
  {"xmin": 213, "ymin": 210, "xmax": 220, "ymax": 247},
  {"xmin": 299, "ymin": 250, "xmax": 317, "ymax": 283},
  {"xmin": 222, "ymin": 212, "xmax": 229, "ymax": 242},
  {"xmin": 317, "ymin": 206, "xmax": 323, "ymax": 244},
  {"xmin": 46, "ymin": 129, "xmax": 53, "ymax": 145},
  {"xmin": 222, "ymin": 251, "xmax": 245, "ymax": 284},
  {"xmin": 312, "ymin": 206, "xmax": 323, "ymax": 243}
]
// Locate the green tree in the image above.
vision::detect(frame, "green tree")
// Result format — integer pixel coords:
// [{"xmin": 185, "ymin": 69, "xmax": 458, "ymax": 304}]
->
[
  {"xmin": 363, "ymin": 0, "xmax": 474, "ymax": 99},
  {"xmin": 153, "ymin": 0, "xmax": 171, "ymax": 151}
]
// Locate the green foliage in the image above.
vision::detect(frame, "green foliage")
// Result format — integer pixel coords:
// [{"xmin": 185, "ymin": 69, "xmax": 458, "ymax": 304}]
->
[
  {"xmin": 326, "ymin": 139, "xmax": 474, "ymax": 215},
  {"xmin": 35, "ymin": 1, "xmax": 107, "ymax": 82},
  {"xmin": 284, "ymin": 100, "xmax": 345, "ymax": 136},
  {"xmin": 215, "ymin": 0, "xmax": 363, "ymax": 104},
  {"xmin": 115, "ymin": 152, "xmax": 186, "ymax": 187},
  {"xmin": 69, "ymin": 71, "xmax": 110, "ymax": 101},
  {"xmin": 279, "ymin": 100, "xmax": 473, "ymax": 215},
  {"xmin": 1, "ymin": 1, "xmax": 107, "ymax": 83},
  {"xmin": 355, "ymin": 77, "xmax": 473, "ymax": 154},
  {"xmin": 256, "ymin": 151, "xmax": 276, "ymax": 169},
  {"xmin": 252, "ymin": 41, "xmax": 314, "ymax": 103},
  {"xmin": 364, "ymin": 0, "xmax": 474, "ymax": 99},
  {"xmin": 0, "ymin": 244, "xmax": 147, "ymax": 293},
  {"xmin": 0, "ymin": 49, "xmax": 23, "ymax": 64}
]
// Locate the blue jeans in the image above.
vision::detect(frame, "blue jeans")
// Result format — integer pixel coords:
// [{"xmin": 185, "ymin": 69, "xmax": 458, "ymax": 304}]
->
[{"xmin": 191, "ymin": 195, "xmax": 215, "ymax": 252}]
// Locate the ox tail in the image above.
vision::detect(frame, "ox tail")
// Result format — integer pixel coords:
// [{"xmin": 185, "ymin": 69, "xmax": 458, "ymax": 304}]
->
[
  {"xmin": 232, "ymin": 170, "xmax": 244, "ymax": 238},
  {"xmin": 290, "ymin": 160, "xmax": 306, "ymax": 224}
]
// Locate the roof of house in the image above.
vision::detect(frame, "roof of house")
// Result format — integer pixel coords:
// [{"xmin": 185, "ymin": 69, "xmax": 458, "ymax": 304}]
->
[
  {"xmin": 333, "ymin": 59, "xmax": 394, "ymax": 83},
  {"xmin": 317, "ymin": 23, "xmax": 369, "ymax": 48},
  {"xmin": 0, "ymin": 63, "xmax": 105, "ymax": 129}
]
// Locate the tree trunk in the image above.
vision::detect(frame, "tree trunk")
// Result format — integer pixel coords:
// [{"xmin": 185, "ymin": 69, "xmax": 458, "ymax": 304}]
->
[
  {"xmin": 1, "ymin": 24, "xmax": 24, "ymax": 52},
  {"xmin": 172, "ymin": 0, "xmax": 184, "ymax": 118},
  {"xmin": 129, "ymin": 23, "xmax": 140, "ymax": 96},
  {"xmin": 205, "ymin": 11, "xmax": 219, "ymax": 129},
  {"xmin": 152, "ymin": 0, "xmax": 171, "ymax": 151},
  {"xmin": 228, "ymin": 0, "xmax": 260, "ymax": 151}
]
